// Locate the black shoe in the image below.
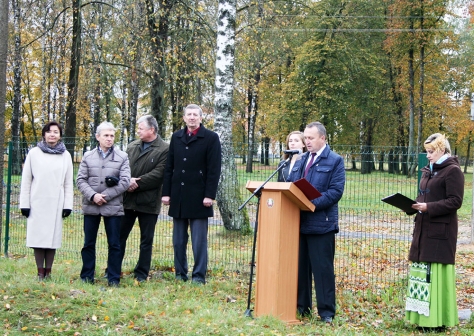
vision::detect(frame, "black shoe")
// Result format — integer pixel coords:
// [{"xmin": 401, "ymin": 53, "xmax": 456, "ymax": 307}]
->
[
  {"xmin": 136, "ymin": 277, "xmax": 146, "ymax": 283},
  {"xmin": 81, "ymin": 278, "xmax": 94, "ymax": 284},
  {"xmin": 297, "ymin": 307, "xmax": 312, "ymax": 318},
  {"xmin": 321, "ymin": 316, "xmax": 333, "ymax": 324},
  {"xmin": 191, "ymin": 278, "xmax": 205, "ymax": 285},
  {"xmin": 175, "ymin": 275, "xmax": 188, "ymax": 282},
  {"xmin": 108, "ymin": 281, "xmax": 119, "ymax": 287}
]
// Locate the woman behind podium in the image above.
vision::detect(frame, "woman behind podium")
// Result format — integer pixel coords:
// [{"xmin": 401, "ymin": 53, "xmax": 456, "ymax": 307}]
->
[
  {"xmin": 407, "ymin": 133, "xmax": 464, "ymax": 330},
  {"xmin": 277, "ymin": 131, "xmax": 306, "ymax": 182}
]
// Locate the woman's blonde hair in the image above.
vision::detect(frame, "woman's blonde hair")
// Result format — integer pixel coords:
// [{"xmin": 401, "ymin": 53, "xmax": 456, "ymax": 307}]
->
[{"xmin": 424, "ymin": 133, "xmax": 451, "ymax": 154}]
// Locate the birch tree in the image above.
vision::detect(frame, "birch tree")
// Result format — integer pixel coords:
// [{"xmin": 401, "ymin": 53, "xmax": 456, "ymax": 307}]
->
[{"xmin": 214, "ymin": 0, "xmax": 249, "ymax": 232}]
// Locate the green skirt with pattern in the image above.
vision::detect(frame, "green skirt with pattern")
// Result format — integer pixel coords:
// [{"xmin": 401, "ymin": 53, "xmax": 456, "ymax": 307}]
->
[{"xmin": 405, "ymin": 261, "xmax": 458, "ymax": 327}]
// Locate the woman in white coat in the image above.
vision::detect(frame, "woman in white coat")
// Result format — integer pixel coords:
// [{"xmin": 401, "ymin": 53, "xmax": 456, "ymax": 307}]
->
[{"xmin": 19, "ymin": 121, "xmax": 74, "ymax": 280}]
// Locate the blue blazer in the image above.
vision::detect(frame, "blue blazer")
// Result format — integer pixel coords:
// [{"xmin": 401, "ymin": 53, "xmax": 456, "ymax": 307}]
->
[{"xmin": 288, "ymin": 145, "xmax": 345, "ymax": 234}]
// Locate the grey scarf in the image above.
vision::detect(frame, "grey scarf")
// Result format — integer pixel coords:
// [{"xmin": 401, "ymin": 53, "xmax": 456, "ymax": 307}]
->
[{"xmin": 37, "ymin": 141, "xmax": 66, "ymax": 154}]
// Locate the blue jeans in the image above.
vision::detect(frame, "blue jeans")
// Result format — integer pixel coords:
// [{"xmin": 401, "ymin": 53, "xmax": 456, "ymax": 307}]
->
[
  {"xmin": 119, "ymin": 210, "xmax": 158, "ymax": 280},
  {"xmin": 80, "ymin": 215, "xmax": 122, "ymax": 284}
]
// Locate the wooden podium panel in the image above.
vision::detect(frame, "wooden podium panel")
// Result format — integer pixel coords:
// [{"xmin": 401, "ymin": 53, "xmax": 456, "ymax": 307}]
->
[{"xmin": 246, "ymin": 181, "xmax": 315, "ymax": 324}]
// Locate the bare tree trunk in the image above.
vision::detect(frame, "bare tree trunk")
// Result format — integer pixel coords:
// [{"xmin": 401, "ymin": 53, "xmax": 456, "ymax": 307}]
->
[
  {"xmin": 214, "ymin": 0, "xmax": 249, "ymax": 232},
  {"xmin": 89, "ymin": 4, "xmax": 102, "ymax": 146},
  {"xmin": 64, "ymin": 0, "xmax": 82, "ymax": 160},
  {"xmin": 119, "ymin": 73, "xmax": 127, "ymax": 145},
  {"xmin": 0, "ymin": 0, "xmax": 10, "ymax": 252},
  {"xmin": 40, "ymin": 10, "xmax": 49, "ymax": 125},
  {"xmin": 415, "ymin": 8, "xmax": 426, "ymax": 173},
  {"xmin": 245, "ymin": 82, "xmax": 256, "ymax": 173},
  {"xmin": 127, "ymin": 71, "xmax": 138, "ymax": 144},
  {"xmin": 58, "ymin": 0, "xmax": 68, "ymax": 124},
  {"xmin": 262, "ymin": 136, "xmax": 270, "ymax": 166},
  {"xmin": 465, "ymin": 132, "xmax": 471, "ymax": 174},
  {"xmin": 360, "ymin": 118, "xmax": 375, "ymax": 174},
  {"xmin": 144, "ymin": 0, "xmax": 174, "ymax": 135},
  {"xmin": 407, "ymin": 46, "xmax": 416, "ymax": 177},
  {"xmin": 24, "ymin": 64, "xmax": 38, "ymax": 141},
  {"xmin": 11, "ymin": 0, "xmax": 22, "ymax": 175},
  {"xmin": 128, "ymin": 50, "xmax": 141, "ymax": 143}
]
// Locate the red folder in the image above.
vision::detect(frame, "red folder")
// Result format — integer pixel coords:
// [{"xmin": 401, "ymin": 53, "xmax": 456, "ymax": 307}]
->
[{"xmin": 293, "ymin": 178, "xmax": 322, "ymax": 201}]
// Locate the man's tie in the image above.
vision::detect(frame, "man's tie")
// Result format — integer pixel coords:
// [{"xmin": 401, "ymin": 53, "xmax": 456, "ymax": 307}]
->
[{"xmin": 304, "ymin": 153, "xmax": 316, "ymax": 177}]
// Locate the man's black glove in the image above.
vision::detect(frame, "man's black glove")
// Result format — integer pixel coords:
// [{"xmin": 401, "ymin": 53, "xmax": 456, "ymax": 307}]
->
[
  {"xmin": 21, "ymin": 208, "xmax": 30, "ymax": 218},
  {"xmin": 62, "ymin": 209, "xmax": 72, "ymax": 218}
]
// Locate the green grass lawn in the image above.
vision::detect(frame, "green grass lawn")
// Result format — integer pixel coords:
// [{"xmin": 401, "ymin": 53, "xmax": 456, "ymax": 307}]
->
[
  {"xmin": 1, "ymin": 256, "xmax": 473, "ymax": 335},
  {"xmin": 2, "ymin": 159, "xmax": 473, "ymax": 334}
]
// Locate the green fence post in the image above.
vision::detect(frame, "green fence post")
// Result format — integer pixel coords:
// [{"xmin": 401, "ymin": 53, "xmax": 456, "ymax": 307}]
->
[
  {"xmin": 418, "ymin": 152, "xmax": 428, "ymax": 187},
  {"xmin": 4, "ymin": 141, "xmax": 13, "ymax": 257}
]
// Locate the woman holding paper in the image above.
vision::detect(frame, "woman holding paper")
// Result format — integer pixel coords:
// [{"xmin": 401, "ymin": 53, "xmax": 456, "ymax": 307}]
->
[
  {"xmin": 406, "ymin": 133, "xmax": 464, "ymax": 330},
  {"xmin": 277, "ymin": 131, "xmax": 306, "ymax": 182}
]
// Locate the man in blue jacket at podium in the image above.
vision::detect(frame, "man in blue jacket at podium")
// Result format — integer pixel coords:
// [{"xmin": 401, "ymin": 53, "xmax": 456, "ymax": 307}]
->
[{"xmin": 288, "ymin": 121, "xmax": 345, "ymax": 323}]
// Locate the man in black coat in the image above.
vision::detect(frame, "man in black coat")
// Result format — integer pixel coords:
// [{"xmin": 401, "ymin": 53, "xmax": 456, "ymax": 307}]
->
[{"xmin": 161, "ymin": 104, "xmax": 222, "ymax": 284}]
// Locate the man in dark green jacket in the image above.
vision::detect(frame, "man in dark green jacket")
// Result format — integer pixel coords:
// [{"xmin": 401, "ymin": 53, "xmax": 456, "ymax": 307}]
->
[{"xmin": 119, "ymin": 115, "xmax": 169, "ymax": 282}]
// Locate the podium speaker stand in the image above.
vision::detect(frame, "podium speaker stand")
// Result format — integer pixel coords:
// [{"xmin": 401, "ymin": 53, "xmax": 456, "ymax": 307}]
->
[{"xmin": 246, "ymin": 181, "xmax": 315, "ymax": 324}]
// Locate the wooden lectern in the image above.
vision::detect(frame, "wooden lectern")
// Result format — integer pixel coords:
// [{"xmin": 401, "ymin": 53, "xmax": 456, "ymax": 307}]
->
[{"xmin": 246, "ymin": 181, "xmax": 315, "ymax": 324}]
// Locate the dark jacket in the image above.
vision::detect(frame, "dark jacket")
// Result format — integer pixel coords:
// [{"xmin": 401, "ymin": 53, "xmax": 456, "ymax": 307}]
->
[
  {"xmin": 162, "ymin": 124, "xmax": 222, "ymax": 218},
  {"xmin": 277, "ymin": 159, "xmax": 291, "ymax": 182},
  {"xmin": 123, "ymin": 136, "xmax": 169, "ymax": 214},
  {"xmin": 408, "ymin": 156, "xmax": 464, "ymax": 265},
  {"xmin": 288, "ymin": 145, "xmax": 345, "ymax": 234},
  {"xmin": 77, "ymin": 147, "xmax": 130, "ymax": 216}
]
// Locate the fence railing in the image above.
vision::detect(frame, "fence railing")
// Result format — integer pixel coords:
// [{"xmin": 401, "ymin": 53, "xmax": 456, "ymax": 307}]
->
[{"xmin": 3, "ymin": 140, "xmax": 473, "ymax": 298}]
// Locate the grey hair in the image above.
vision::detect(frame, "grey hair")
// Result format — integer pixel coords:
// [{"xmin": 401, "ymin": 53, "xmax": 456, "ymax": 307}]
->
[
  {"xmin": 95, "ymin": 121, "xmax": 116, "ymax": 136},
  {"xmin": 137, "ymin": 115, "xmax": 158, "ymax": 134},
  {"xmin": 184, "ymin": 104, "xmax": 203, "ymax": 116},
  {"xmin": 306, "ymin": 121, "xmax": 327, "ymax": 137}
]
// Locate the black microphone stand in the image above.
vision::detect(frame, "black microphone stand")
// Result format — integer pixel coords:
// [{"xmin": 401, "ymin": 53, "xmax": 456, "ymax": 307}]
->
[{"xmin": 239, "ymin": 153, "xmax": 295, "ymax": 318}]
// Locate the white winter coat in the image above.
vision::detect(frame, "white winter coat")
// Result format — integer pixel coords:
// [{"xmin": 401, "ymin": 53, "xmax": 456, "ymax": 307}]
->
[{"xmin": 19, "ymin": 147, "xmax": 74, "ymax": 248}]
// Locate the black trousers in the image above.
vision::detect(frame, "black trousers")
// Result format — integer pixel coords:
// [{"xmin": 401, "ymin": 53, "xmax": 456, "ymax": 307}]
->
[
  {"xmin": 172, "ymin": 218, "xmax": 208, "ymax": 283},
  {"xmin": 81, "ymin": 215, "xmax": 121, "ymax": 284},
  {"xmin": 297, "ymin": 231, "xmax": 336, "ymax": 318},
  {"xmin": 119, "ymin": 209, "xmax": 158, "ymax": 280}
]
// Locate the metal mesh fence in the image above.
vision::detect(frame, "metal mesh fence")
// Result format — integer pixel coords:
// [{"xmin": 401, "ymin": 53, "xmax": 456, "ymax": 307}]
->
[{"xmin": 3, "ymin": 140, "xmax": 472, "ymax": 297}]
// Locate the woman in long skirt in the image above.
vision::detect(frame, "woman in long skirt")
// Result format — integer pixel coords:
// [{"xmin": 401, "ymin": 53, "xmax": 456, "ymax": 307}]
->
[{"xmin": 407, "ymin": 133, "xmax": 464, "ymax": 329}]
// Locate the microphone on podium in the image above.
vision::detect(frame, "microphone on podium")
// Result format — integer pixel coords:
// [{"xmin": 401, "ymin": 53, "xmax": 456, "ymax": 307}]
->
[{"xmin": 283, "ymin": 149, "xmax": 302, "ymax": 155}]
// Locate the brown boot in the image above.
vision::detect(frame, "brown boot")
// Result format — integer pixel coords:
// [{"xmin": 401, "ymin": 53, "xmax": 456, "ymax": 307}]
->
[
  {"xmin": 37, "ymin": 267, "xmax": 45, "ymax": 281},
  {"xmin": 44, "ymin": 268, "xmax": 51, "ymax": 279}
]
